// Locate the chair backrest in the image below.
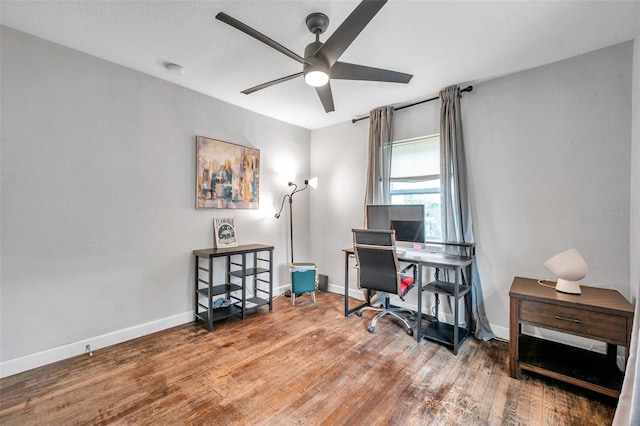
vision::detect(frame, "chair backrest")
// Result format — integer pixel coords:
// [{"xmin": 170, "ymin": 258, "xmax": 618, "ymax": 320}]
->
[{"xmin": 352, "ymin": 228, "xmax": 402, "ymax": 295}]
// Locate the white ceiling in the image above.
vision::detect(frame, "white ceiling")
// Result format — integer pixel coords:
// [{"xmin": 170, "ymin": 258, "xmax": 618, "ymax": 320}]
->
[{"xmin": 2, "ymin": 1, "xmax": 639, "ymax": 130}]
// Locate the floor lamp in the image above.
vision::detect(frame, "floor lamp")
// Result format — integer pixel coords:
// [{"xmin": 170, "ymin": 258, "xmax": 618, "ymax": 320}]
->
[{"xmin": 275, "ymin": 178, "xmax": 317, "ymax": 263}]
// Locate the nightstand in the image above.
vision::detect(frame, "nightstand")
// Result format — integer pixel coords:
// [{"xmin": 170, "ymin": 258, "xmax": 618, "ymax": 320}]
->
[{"xmin": 509, "ymin": 276, "xmax": 633, "ymax": 398}]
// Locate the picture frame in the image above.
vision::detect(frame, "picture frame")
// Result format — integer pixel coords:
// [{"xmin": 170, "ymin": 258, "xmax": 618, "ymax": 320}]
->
[
  {"xmin": 196, "ymin": 135, "xmax": 260, "ymax": 209},
  {"xmin": 214, "ymin": 218, "xmax": 238, "ymax": 248}
]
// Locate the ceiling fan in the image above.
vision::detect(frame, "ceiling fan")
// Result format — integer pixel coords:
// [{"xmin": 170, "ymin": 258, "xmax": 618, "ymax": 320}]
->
[{"xmin": 215, "ymin": 0, "xmax": 412, "ymax": 113}]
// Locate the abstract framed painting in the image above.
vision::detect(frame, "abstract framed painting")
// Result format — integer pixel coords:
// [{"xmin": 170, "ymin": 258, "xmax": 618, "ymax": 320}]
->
[{"xmin": 196, "ymin": 136, "xmax": 260, "ymax": 209}]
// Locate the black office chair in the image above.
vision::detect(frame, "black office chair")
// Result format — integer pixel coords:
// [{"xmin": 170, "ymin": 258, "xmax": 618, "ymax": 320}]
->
[{"xmin": 352, "ymin": 228, "xmax": 417, "ymax": 335}]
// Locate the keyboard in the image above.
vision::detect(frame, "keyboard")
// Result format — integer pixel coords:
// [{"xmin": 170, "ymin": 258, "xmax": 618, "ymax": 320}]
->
[{"xmin": 401, "ymin": 250, "xmax": 427, "ymax": 261}]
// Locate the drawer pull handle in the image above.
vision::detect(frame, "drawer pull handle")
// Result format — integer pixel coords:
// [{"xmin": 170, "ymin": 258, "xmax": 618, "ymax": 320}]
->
[{"xmin": 555, "ymin": 315, "xmax": 582, "ymax": 324}]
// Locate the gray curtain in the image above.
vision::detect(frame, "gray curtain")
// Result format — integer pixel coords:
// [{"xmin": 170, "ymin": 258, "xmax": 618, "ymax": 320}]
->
[
  {"xmin": 364, "ymin": 106, "xmax": 394, "ymax": 218},
  {"xmin": 613, "ymin": 285, "xmax": 640, "ymax": 425},
  {"xmin": 362, "ymin": 106, "xmax": 393, "ymax": 302},
  {"xmin": 440, "ymin": 85, "xmax": 494, "ymax": 341}
]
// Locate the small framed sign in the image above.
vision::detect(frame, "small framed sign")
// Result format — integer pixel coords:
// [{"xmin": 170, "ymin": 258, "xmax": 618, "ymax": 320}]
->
[{"xmin": 214, "ymin": 218, "xmax": 238, "ymax": 248}]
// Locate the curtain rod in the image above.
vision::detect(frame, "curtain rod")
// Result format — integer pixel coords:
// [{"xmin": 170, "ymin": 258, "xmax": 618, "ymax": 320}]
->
[{"xmin": 351, "ymin": 85, "xmax": 473, "ymax": 124}]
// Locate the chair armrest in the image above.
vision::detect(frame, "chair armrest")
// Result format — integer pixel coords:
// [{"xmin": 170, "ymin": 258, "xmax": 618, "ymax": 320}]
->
[
  {"xmin": 401, "ymin": 263, "xmax": 417, "ymax": 275},
  {"xmin": 399, "ymin": 263, "xmax": 417, "ymax": 300}
]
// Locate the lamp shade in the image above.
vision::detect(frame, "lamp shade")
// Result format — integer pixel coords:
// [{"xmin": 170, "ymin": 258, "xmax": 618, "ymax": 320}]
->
[
  {"xmin": 307, "ymin": 177, "xmax": 318, "ymax": 189},
  {"xmin": 543, "ymin": 249, "xmax": 588, "ymax": 295}
]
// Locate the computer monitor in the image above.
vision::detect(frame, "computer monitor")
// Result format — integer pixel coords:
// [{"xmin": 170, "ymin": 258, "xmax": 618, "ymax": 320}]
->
[
  {"xmin": 390, "ymin": 220, "xmax": 425, "ymax": 244},
  {"xmin": 366, "ymin": 204, "xmax": 425, "ymax": 244}
]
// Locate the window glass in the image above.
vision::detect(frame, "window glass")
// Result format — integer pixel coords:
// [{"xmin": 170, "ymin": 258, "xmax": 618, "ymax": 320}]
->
[{"xmin": 390, "ymin": 135, "xmax": 441, "ymax": 240}]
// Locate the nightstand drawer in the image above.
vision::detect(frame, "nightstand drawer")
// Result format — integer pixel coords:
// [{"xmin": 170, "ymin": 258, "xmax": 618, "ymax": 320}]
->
[{"xmin": 520, "ymin": 299, "xmax": 627, "ymax": 343}]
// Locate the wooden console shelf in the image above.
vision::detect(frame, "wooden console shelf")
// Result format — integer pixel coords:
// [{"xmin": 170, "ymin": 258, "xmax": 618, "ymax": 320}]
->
[{"xmin": 509, "ymin": 276, "xmax": 633, "ymax": 398}]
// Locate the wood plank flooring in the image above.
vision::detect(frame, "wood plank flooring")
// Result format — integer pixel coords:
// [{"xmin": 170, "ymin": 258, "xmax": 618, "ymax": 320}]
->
[{"xmin": 0, "ymin": 292, "xmax": 617, "ymax": 425}]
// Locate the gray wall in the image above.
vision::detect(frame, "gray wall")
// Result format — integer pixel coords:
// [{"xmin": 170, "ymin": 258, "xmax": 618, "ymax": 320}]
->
[
  {"xmin": 632, "ymin": 35, "xmax": 640, "ymax": 303},
  {"xmin": 0, "ymin": 26, "xmax": 311, "ymax": 368},
  {"xmin": 464, "ymin": 41, "xmax": 632, "ymax": 337},
  {"xmin": 310, "ymin": 41, "xmax": 634, "ymax": 339}
]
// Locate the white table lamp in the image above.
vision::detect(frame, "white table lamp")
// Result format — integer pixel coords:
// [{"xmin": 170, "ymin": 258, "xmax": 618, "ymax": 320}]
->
[{"xmin": 543, "ymin": 249, "xmax": 588, "ymax": 295}]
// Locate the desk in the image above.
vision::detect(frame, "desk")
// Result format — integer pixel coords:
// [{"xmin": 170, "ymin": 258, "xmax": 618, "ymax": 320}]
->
[{"xmin": 342, "ymin": 247, "xmax": 474, "ymax": 354}]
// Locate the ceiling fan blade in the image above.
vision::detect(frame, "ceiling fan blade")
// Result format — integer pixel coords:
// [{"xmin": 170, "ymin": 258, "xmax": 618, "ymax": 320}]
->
[
  {"xmin": 315, "ymin": 83, "xmax": 335, "ymax": 113},
  {"xmin": 331, "ymin": 61, "xmax": 412, "ymax": 83},
  {"xmin": 241, "ymin": 72, "xmax": 303, "ymax": 94},
  {"xmin": 315, "ymin": 0, "xmax": 387, "ymax": 66},
  {"xmin": 216, "ymin": 12, "xmax": 305, "ymax": 64}
]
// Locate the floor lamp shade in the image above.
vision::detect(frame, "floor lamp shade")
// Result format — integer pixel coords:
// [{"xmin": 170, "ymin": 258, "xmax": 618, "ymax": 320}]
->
[
  {"xmin": 307, "ymin": 177, "xmax": 318, "ymax": 189},
  {"xmin": 543, "ymin": 249, "xmax": 588, "ymax": 295}
]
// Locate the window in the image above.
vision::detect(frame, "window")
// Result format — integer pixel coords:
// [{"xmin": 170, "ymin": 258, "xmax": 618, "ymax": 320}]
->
[{"xmin": 389, "ymin": 134, "xmax": 441, "ymax": 240}]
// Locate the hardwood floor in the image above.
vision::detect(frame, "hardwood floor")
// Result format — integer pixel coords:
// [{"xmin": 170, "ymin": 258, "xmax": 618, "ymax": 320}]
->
[{"xmin": 1, "ymin": 292, "xmax": 617, "ymax": 425}]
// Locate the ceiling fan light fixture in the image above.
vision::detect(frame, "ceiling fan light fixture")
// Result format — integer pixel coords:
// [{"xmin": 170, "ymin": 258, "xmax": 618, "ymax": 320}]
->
[
  {"xmin": 217, "ymin": 1, "xmax": 412, "ymax": 113},
  {"xmin": 304, "ymin": 70, "xmax": 329, "ymax": 87},
  {"xmin": 163, "ymin": 62, "xmax": 184, "ymax": 75},
  {"xmin": 303, "ymin": 41, "xmax": 328, "ymax": 87}
]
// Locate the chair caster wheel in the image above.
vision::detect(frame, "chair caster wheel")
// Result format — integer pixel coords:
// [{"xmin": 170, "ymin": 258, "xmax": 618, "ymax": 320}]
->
[
  {"xmin": 357, "ymin": 311, "xmax": 363, "ymax": 317},
  {"xmin": 407, "ymin": 328, "xmax": 414, "ymax": 336},
  {"xmin": 368, "ymin": 326, "xmax": 375, "ymax": 333}
]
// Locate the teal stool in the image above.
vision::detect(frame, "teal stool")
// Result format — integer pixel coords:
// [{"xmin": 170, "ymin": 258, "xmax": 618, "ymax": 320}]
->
[{"xmin": 290, "ymin": 262, "xmax": 317, "ymax": 305}]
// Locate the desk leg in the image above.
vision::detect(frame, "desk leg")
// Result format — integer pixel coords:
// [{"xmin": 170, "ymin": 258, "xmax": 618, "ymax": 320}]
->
[
  {"xmin": 268, "ymin": 250, "xmax": 273, "ymax": 311},
  {"xmin": 207, "ymin": 258, "xmax": 214, "ymax": 332},
  {"xmin": 417, "ymin": 263, "xmax": 423, "ymax": 343},
  {"xmin": 344, "ymin": 251, "xmax": 349, "ymax": 317},
  {"xmin": 194, "ymin": 256, "xmax": 198, "ymax": 324},
  {"xmin": 509, "ymin": 297, "xmax": 519, "ymax": 378},
  {"xmin": 241, "ymin": 253, "xmax": 247, "ymax": 320},
  {"xmin": 626, "ymin": 317, "xmax": 632, "ymax": 367},
  {"xmin": 453, "ymin": 267, "xmax": 460, "ymax": 355},
  {"xmin": 344, "ymin": 251, "xmax": 367, "ymax": 317}
]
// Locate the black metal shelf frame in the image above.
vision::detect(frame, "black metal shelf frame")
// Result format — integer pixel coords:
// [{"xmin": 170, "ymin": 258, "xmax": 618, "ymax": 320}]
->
[
  {"xmin": 193, "ymin": 244, "xmax": 274, "ymax": 332},
  {"xmin": 417, "ymin": 251, "xmax": 474, "ymax": 355}
]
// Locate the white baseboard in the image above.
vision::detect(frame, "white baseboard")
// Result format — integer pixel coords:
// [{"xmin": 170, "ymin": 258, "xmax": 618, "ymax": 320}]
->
[
  {"xmin": 0, "ymin": 284, "xmax": 295, "ymax": 378},
  {"xmin": 273, "ymin": 283, "xmax": 290, "ymax": 296},
  {"xmin": 491, "ymin": 324, "xmax": 509, "ymax": 341},
  {"xmin": 0, "ymin": 311, "xmax": 194, "ymax": 379},
  {"xmin": 327, "ymin": 282, "xmax": 362, "ymax": 299}
]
